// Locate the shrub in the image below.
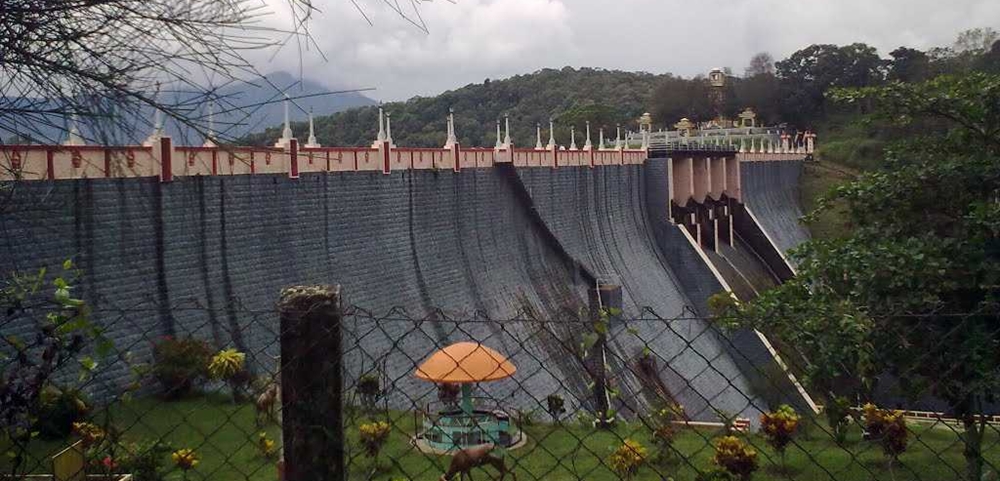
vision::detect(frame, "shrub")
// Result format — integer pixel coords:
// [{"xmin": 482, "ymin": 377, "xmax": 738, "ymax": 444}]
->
[
  {"xmin": 760, "ymin": 404, "xmax": 800, "ymax": 456},
  {"xmin": 359, "ymin": 421, "xmax": 391, "ymax": 458},
  {"xmin": 37, "ymin": 386, "xmax": 89, "ymax": 439},
  {"xmin": 546, "ymin": 394, "xmax": 566, "ymax": 421},
  {"xmin": 712, "ymin": 436, "xmax": 758, "ymax": 480},
  {"xmin": 171, "ymin": 448, "xmax": 199, "ymax": 471},
  {"xmin": 118, "ymin": 440, "xmax": 172, "ymax": 481},
  {"xmin": 357, "ymin": 373, "xmax": 381, "ymax": 405},
  {"xmin": 881, "ymin": 411, "xmax": 908, "ymax": 460},
  {"xmin": 607, "ymin": 439, "xmax": 647, "ymax": 480},
  {"xmin": 208, "ymin": 348, "xmax": 249, "ymax": 402},
  {"xmin": 257, "ymin": 432, "xmax": 278, "ymax": 459},
  {"xmin": 208, "ymin": 348, "xmax": 245, "ymax": 380},
  {"xmin": 861, "ymin": 403, "xmax": 908, "ymax": 462},
  {"xmin": 153, "ymin": 336, "xmax": 213, "ymax": 398},
  {"xmin": 862, "ymin": 402, "xmax": 887, "ymax": 439},
  {"xmin": 72, "ymin": 422, "xmax": 105, "ymax": 448},
  {"xmin": 651, "ymin": 403, "xmax": 684, "ymax": 463},
  {"xmin": 823, "ymin": 396, "xmax": 852, "ymax": 444}
]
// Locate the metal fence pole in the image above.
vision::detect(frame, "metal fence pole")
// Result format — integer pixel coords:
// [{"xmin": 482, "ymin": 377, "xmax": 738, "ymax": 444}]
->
[{"xmin": 278, "ymin": 285, "xmax": 345, "ymax": 481}]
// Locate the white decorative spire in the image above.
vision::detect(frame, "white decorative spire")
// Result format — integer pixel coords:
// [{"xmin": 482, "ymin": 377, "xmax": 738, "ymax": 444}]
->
[
  {"xmin": 503, "ymin": 114, "xmax": 511, "ymax": 149},
  {"xmin": 306, "ymin": 109, "xmax": 320, "ymax": 148},
  {"xmin": 444, "ymin": 108, "xmax": 458, "ymax": 149},
  {"xmin": 144, "ymin": 83, "xmax": 164, "ymax": 147},
  {"xmin": 535, "ymin": 123, "xmax": 543, "ymax": 150},
  {"xmin": 276, "ymin": 94, "xmax": 294, "ymax": 148},
  {"xmin": 64, "ymin": 113, "xmax": 85, "ymax": 146},
  {"xmin": 640, "ymin": 126, "xmax": 650, "ymax": 150},
  {"xmin": 583, "ymin": 121, "xmax": 593, "ymax": 150},
  {"xmin": 570, "ymin": 126, "xmax": 578, "ymax": 150},
  {"xmin": 614, "ymin": 124, "xmax": 622, "ymax": 150},
  {"xmin": 372, "ymin": 106, "xmax": 386, "ymax": 148},
  {"xmin": 494, "ymin": 119, "xmax": 502, "ymax": 150},
  {"xmin": 203, "ymin": 100, "xmax": 217, "ymax": 148},
  {"xmin": 385, "ymin": 112, "xmax": 395, "ymax": 148},
  {"xmin": 599, "ymin": 128, "xmax": 606, "ymax": 150},
  {"xmin": 739, "ymin": 137, "xmax": 746, "ymax": 153},
  {"xmin": 546, "ymin": 118, "xmax": 556, "ymax": 149}
]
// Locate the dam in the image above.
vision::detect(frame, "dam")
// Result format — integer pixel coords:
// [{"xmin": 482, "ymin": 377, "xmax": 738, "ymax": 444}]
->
[{"xmin": 0, "ymin": 112, "xmax": 816, "ymax": 426}]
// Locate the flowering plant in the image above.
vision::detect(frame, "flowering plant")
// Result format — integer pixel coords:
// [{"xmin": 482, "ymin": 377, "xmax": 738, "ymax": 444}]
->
[
  {"xmin": 712, "ymin": 436, "xmax": 758, "ymax": 480},
  {"xmin": 359, "ymin": 421, "xmax": 391, "ymax": 458},
  {"xmin": 760, "ymin": 404, "xmax": 800, "ymax": 455},
  {"xmin": 171, "ymin": 448, "xmax": 199, "ymax": 471},
  {"xmin": 607, "ymin": 438, "xmax": 647, "ymax": 480}
]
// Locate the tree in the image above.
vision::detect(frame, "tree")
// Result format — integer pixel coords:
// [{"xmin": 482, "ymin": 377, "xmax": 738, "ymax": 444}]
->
[
  {"xmin": 954, "ymin": 27, "xmax": 1000, "ymax": 55},
  {"xmin": 775, "ymin": 43, "xmax": 885, "ymax": 126},
  {"xmin": 719, "ymin": 73, "xmax": 1000, "ymax": 481},
  {"xmin": 745, "ymin": 52, "xmax": 775, "ymax": 77},
  {"xmin": 0, "ymin": 0, "xmax": 429, "ymax": 146},
  {"xmin": 888, "ymin": 47, "xmax": 931, "ymax": 82},
  {"xmin": 650, "ymin": 76, "xmax": 714, "ymax": 125}
]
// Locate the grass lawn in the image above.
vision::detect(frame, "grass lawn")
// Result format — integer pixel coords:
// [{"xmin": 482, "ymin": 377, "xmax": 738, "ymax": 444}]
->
[{"xmin": 5, "ymin": 395, "xmax": 1000, "ymax": 481}]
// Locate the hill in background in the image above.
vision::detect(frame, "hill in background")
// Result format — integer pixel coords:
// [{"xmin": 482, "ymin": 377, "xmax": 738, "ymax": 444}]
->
[{"xmin": 246, "ymin": 67, "xmax": 667, "ymax": 148}]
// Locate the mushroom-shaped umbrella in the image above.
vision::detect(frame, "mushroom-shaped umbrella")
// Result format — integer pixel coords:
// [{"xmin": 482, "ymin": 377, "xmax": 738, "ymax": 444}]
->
[{"xmin": 415, "ymin": 342, "xmax": 516, "ymax": 415}]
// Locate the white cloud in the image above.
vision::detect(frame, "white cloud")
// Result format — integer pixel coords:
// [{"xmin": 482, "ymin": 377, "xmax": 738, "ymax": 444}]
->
[{"xmin": 251, "ymin": 0, "xmax": 1000, "ymax": 101}]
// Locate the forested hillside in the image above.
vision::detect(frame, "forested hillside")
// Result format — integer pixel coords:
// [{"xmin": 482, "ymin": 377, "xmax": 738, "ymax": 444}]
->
[{"xmin": 245, "ymin": 67, "xmax": 667, "ymax": 148}]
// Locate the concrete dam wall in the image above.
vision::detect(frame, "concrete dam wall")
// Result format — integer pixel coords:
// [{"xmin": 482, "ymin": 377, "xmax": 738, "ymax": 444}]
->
[
  {"xmin": 0, "ymin": 163, "xmax": 796, "ymax": 422},
  {"xmin": 740, "ymin": 160, "xmax": 811, "ymax": 257}
]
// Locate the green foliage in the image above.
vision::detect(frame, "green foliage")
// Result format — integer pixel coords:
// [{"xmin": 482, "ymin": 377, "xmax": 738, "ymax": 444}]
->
[
  {"xmin": 712, "ymin": 436, "xmax": 758, "ymax": 480},
  {"xmin": 249, "ymin": 67, "xmax": 663, "ymax": 147},
  {"xmin": 36, "ymin": 386, "xmax": 89, "ymax": 439},
  {"xmin": 0, "ymin": 259, "xmax": 106, "ymax": 475},
  {"xmin": 724, "ymin": 72, "xmax": 1000, "ymax": 481},
  {"xmin": 546, "ymin": 394, "xmax": 566, "ymax": 421},
  {"xmin": 152, "ymin": 336, "xmax": 213, "ymax": 399},
  {"xmin": 759, "ymin": 405, "xmax": 800, "ymax": 455},
  {"xmin": 823, "ymin": 396, "xmax": 853, "ymax": 445}
]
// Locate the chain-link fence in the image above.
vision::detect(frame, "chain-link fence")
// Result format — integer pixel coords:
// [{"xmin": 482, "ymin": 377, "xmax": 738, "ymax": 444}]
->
[{"xmin": 2, "ymin": 283, "xmax": 998, "ymax": 481}]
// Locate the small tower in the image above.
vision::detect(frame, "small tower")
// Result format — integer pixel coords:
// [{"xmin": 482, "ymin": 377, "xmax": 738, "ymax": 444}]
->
[
  {"xmin": 494, "ymin": 120, "xmax": 502, "ymax": 150},
  {"xmin": 583, "ymin": 121, "xmax": 593, "ymax": 151},
  {"xmin": 64, "ymin": 113, "xmax": 85, "ymax": 146},
  {"xmin": 614, "ymin": 124, "xmax": 622, "ymax": 150},
  {"xmin": 569, "ymin": 126, "xmax": 578, "ymax": 150},
  {"xmin": 503, "ymin": 114, "xmax": 512, "ymax": 149},
  {"xmin": 546, "ymin": 118, "xmax": 556, "ymax": 150},
  {"xmin": 143, "ymin": 83, "xmax": 164, "ymax": 147},
  {"xmin": 444, "ymin": 108, "xmax": 458, "ymax": 149},
  {"xmin": 385, "ymin": 112, "xmax": 395, "ymax": 148},
  {"xmin": 371, "ymin": 106, "xmax": 386, "ymax": 149},
  {"xmin": 305, "ymin": 109, "xmax": 320, "ymax": 148},
  {"xmin": 535, "ymin": 123, "xmax": 544, "ymax": 150},
  {"xmin": 202, "ymin": 100, "xmax": 217, "ymax": 148},
  {"xmin": 276, "ymin": 95, "xmax": 294, "ymax": 148},
  {"xmin": 598, "ymin": 127, "xmax": 606, "ymax": 151}
]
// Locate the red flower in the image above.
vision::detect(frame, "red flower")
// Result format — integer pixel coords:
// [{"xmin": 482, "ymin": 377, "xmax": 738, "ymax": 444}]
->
[{"xmin": 101, "ymin": 456, "xmax": 118, "ymax": 471}]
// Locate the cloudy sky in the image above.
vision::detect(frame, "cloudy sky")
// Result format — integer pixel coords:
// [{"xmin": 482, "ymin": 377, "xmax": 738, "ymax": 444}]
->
[{"xmin": 255, "ymin": 0, "xmax": 999, "ymax": 101}]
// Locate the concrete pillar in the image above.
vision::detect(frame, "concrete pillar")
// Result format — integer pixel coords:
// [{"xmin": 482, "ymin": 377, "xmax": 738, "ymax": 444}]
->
[{"xmin": 278, "ymin": 285, "xmax": 345, "ymax": 481}]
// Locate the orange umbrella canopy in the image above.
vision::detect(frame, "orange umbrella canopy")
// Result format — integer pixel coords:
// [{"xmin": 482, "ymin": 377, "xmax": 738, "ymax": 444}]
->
[{"xmin": 414, "ymin": 342, "xmax": 517, "ymax": 383}]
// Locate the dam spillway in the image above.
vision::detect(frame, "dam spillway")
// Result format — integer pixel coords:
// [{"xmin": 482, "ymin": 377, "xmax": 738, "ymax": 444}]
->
[{"xmin": 0, "ymin": 145, "xmax": 813, "ymax": 423}]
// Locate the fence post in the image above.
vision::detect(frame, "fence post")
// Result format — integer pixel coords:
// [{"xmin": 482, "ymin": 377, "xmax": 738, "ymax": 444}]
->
[
  {"xmin": 587, "ymin": 283, "xmax": 622, "ymax": 428},
  {"xmin": 278, "ymin": 285, "xmax": 345, "ymax": 481}
]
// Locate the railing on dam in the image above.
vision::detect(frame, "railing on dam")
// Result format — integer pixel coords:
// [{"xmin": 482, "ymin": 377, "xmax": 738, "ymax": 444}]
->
[
  {"xmin": 0, "ymin": 137, "xmax": 655, "ymax": 182},
  {"xmin": 4, "ymin": 285, "xmax": 995, "ymax": 481}
]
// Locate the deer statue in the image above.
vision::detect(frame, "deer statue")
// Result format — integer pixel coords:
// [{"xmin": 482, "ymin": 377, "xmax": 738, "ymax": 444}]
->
[
  {"xmin": 255, "ymin": 381, "xmax": 280, "ymax": 427},
  {"xmin": 440, "ymin": 443, "xmax": 515, "ymax": 481}
]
